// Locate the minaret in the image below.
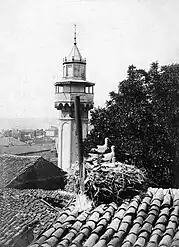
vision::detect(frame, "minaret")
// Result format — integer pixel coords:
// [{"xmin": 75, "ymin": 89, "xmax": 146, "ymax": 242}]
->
[{"xmin": 54, "ymin": 26, "xmax": 95, "ymax": 171}]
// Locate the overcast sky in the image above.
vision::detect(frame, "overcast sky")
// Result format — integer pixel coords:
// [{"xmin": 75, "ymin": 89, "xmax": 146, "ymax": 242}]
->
[{"xmin": 0, "ymin": 0, "xmax": 179, "ymax": 118}]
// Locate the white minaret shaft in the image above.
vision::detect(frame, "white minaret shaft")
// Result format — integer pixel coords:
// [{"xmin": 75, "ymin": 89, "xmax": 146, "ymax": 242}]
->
[{"xmin": 54, "ymin": 26, "xmax": 95, "ymax": 171}]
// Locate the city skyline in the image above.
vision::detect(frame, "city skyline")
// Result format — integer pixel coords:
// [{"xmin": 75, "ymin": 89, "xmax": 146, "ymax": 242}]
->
[{"xmin": 0, "ymin": 0, "xmax": 179, "ymax": 118}]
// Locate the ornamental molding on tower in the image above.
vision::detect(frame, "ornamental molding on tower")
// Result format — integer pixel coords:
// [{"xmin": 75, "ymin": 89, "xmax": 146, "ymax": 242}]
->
[{"xmin": 54, "ymin": 102, "xmax": 94, "ymax": 111}]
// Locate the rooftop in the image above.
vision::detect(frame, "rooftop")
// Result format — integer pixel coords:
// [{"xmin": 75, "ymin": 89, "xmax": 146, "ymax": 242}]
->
[
  {"xmin": 30, "ymin": 187, "xmax": 179, "ymax": 247},
  {"xmin": 63, "ymin": 26, "xmax": 85, "ymax": 63},
  {"xmin": 0, "ymin": 137, "xmax": 26, "ymax": 146},
  {"xmin": 67, "ymin": 43, "xmax": 83, "ymax": 62},
  {"xmin": 0, "ymin": 154, "xmax": 65, "ymax": 190},
  {"xmin": 54, "ymin": 79, "xmax": 95, "ymax": 86},
  {"xmin": 0, "ymin": 154, "xmax": 41, "ymax": 188},
  {"xmin": 0, "ymin": 188, "xmax": 72, "ymax": 247},
  {"xmin": 0, "ymin": 144, "xmax": 52, "ymax": 156}
]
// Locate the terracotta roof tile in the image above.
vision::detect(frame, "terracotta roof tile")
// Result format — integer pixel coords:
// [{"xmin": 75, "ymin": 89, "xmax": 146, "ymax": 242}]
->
[
  {"xmin": 133, "ymin": 236, "xmax": 146, "ymax": 247},
  {"xmin": 35, "ymin": 235, "xmax": 48, "ymax": 245},
  {"xmin": 129, "ymin": 222, "xmax": 141, "ymax": 235},
  {"xmin": 171, "ymin": 228, "xmax": 179, "ymax": 247},
  {"xmin": 153, "ymin": 223, "xmax": 166, "ymax": 234},
  {"xmin": 30, "ymin": 244, "xmax": 41, "ymax": 247},
  {"xmin": 108, "ymin": 230, "xmax": 126, "ymax": 246},
  {"xmin": 92, "ymin": 224, "xmax": 106, "ymax": 237},
  {"xmin": 41, "ymin": 243, "xmax": 51, "ymax": 247},
  {"xmin": 42, "ymin": 228, "xmax": 56, "ymax": 238},
  {"xmin": 0, "ymin": 188, "xmax": 73, "ymax": 246},
  {"xmin": 159, "ymin": 234, "xmax": 173, "ymax": 247},
  {"xmin": 171, "ymin": 239, "xmax": 179, "ymax": 247},
  {"xmin": 45, "ymin": 236, "xmax": 59, "ymax": 246},
  {"xmin": 161, "ymin": 193, "xmax": 171, "ymax": 208},
  {"xmin": 98, "ymin": 228, "xmax": 115, "ymax": 245},
  {"xmin": 93, "ymin": 239, "xmax": 107, "ymax": 247},
  {"xmin": 171, "ymin": 206, "xmax": 179, "ymax": 216},
  {"xmin": 122, "ymin": 233, "xmax": 138, "ymax": 246},
  {"xmin": 83, "ymin": 232, "xmax": 99, "ymax": 247},
  {"xmin": 159, "ymin": 207, "xmax": 170, "ymax": 217},
  {"xmin": 52, "ymin": 227, "xmax": 65, "ymax": 239},
  {"xmin": 30, "ymin": 188, "xmax": 179, "ymax": 247},
  {"xmin": 148, "ymin": 233, "xmax": 162, "ymax": 246},
  {"xmin": 108, "ymin": 217, "xmax": 121, "ymax": 231}
]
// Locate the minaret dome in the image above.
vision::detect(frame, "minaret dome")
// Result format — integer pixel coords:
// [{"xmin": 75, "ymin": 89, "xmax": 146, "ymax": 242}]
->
[{"xmin": 62, "ymin": 25, "xmax": 86, "ymax": 80}]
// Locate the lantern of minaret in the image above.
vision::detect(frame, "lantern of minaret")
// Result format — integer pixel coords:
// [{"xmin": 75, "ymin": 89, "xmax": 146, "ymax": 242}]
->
[{"xmin": 54, "ymin": 27, "xmax": 95, "ymax": 171}]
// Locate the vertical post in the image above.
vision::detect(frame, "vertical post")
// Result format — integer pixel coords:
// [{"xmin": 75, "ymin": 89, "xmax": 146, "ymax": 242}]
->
[{"xmin": 74, "ymin": 96, "xmax": 84, "ymax": 192}]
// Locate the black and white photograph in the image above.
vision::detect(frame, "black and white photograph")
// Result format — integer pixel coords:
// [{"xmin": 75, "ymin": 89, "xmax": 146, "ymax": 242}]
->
[{"xmin": 0, "ymin": 0, "xmax": 179, "ymax": 246}]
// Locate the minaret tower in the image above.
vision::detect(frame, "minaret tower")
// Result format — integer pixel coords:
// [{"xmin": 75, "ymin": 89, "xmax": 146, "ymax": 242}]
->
[{"xmin": 54, "ymin": 26, "xmax": 95, "ymax": 171}]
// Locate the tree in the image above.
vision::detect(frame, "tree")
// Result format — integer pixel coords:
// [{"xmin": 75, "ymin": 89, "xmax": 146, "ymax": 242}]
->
[{"xmin": 84, "ymin": 63, "xmax": 179, "ymax": 187}]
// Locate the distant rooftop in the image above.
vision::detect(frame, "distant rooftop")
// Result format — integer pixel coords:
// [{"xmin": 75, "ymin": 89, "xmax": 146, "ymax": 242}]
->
[
  {"xmin": 0, "ymin": 137, "xmax": 26, "ymax": 146},
  {"xmin": 0, "ymin": 144, "xmax": 52, "ymax": 156}
]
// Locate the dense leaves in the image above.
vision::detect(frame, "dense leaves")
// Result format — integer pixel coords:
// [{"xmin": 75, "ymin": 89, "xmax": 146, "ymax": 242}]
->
[{"xmin": 84, "ymin": 63, "xmax": 179, "ymax": 187}]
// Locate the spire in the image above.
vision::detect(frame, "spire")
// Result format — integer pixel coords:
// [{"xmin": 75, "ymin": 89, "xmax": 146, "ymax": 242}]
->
[
  {"xmin": 66, "ymin": 24, "xmax": 83, "ymax": 62},
  {"xmin": 63, "ymin": 25, "xmax": 86, "ymax": 63},
  {"xmin": 74, "ymin": 24, "xmax": 77, "ymax": 45}
]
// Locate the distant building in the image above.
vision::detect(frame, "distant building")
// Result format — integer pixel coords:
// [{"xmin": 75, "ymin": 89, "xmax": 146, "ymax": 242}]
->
[
  {"xmin": 45, "ymin": 126, "xmax": 58, "ymax": 139},
  {"xmin": 34, "ymin": 128, "xmax": 45, "ymax": 137},
  {"xmin": 19, "ymin": 129, "xmax": 35, "ymax": 142},
  {"xmin": 0, "ymin": 143, "xmax": 57, "ymax": 163}
]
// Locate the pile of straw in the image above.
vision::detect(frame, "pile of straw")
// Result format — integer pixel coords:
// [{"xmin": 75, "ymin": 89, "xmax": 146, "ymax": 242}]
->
[{"xmin": 65, "ymin": 161, "xmax": 148, "ymax": 206}]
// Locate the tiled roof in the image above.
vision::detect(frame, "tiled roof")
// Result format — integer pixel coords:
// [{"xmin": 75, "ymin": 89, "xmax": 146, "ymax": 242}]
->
[
  {"xmin": 0, "ymin": 154, "xmax": 40, "ymax": 188},
  {"xmin": 0, "ymin": 154, "xmax": 67, "ymax": 190},
  {"xmin": 0, "ymin": 188, "xmax": 59, "ymax": 247},
  {"xmin": 31, "ymin": 188, "xmax": 179, "ymax": 247}
]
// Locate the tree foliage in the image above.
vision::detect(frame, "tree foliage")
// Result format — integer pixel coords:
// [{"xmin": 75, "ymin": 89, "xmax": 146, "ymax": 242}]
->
[{"xmin": 84, "ymin": 63, "xmax": 179, "ymax": 187}]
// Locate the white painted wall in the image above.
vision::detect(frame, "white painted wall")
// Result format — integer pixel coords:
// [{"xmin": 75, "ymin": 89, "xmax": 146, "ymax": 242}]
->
[{"xmin": 61, "ymin": 122, "xmax": 71, "ymax": 171}]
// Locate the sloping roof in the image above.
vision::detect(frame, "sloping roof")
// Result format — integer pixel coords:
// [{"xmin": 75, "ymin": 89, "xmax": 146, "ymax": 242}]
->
[
  {"xmin": 54, "ymin": 78, "xmax": 95, "ymax": 86},
  {"xmin": 0, "ymin": 137, "xmax": 9, "ymax": 146},
  {"xmin": 20, "ymin": 129, "xmax": 35, "ymax": 133},
  {"xmin": 7, "ymin": 157, "xmax": 67, "ymax": 190},
  {"xmin": 0, "ymin": 188, "xmax": 62, "ymax": 247},
  {"xmin": 68, "ymin": 44, "xmax": 82, "ymax": 61},
  {"xmin": 0, "ymin": 154, "xmax": 40, "ymax": 188},
  {"xmin": 0, "ymin": 144, "xmax": 51, "ymax": 155},
  {"xmin": 45, "ymin": 126, "xmax": 58, "ymax": 131},
  {"xmin": 31, "ymin": 188, "xmax": 179, "ymax": 247},
  {"xmin": 4, "ymin": 137, "xmax": 26, "ymax": 146}
]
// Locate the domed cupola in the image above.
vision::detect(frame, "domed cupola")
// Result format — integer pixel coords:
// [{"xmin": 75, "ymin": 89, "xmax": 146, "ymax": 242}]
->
[
  {"xmin": 62, "ymin": 25, "xmax": 86, "ymax": 80},
  {"xmin": 68, "ymin": 41, "xmax": 82, "ymax": 61}
]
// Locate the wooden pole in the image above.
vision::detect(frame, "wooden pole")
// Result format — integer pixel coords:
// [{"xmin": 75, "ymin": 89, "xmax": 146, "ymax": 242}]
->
[{"xmin": 74, "ymin": 96, "xmax": 84, "ymax": 192}]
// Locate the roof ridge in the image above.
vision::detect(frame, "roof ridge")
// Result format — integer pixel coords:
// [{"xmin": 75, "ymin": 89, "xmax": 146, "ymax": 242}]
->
[{"xmin": 5, "ymin": 156, "xmax": 41, "ymax": 188}]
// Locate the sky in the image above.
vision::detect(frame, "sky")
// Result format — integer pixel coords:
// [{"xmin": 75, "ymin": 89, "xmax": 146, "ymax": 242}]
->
[{"xmin": 0, "ymin": 0, "xmax": 179, "ymax": 119}]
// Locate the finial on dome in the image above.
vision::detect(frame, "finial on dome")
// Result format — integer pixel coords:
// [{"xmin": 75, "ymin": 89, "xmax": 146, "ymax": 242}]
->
[{"xmin": 74, "ymin": 24, "xmax": 77, "ymax": 45}]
